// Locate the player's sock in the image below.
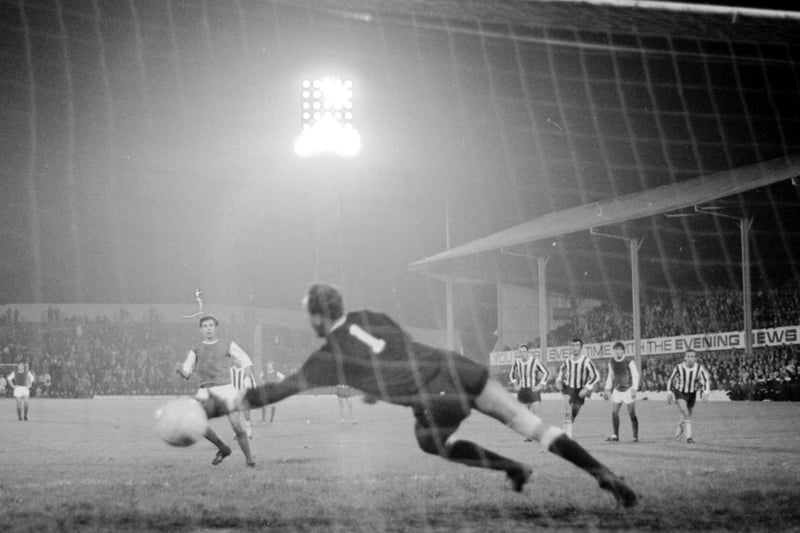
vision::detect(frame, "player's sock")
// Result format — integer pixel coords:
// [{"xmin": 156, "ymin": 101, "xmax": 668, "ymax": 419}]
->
[
  {"xmin": 547, "ymin": 434, "xmax": 603, "ymax": 471},
  {"xmin": 446, "ymin": 440, "xmax": 531, "ymax": 490},
  {"xmin": 630, "ymin": 415, "xmax": 639, "ymax": 440},
  {"xmin": 236, "ymin": 431, "xmax": 255, "ymax": 466},
  {"xmin": 17, "ymin": 407, "xmax": 22, "ymax": 420},
  {"xmin": 548, "ymin": 433, "xmax": 637, "ymax": 506},
  {"xmin": 611, "ymin": 412, "xmax": 620, "ymax": 436},
  {"xmin": 564, "ymin": 420, "xmax": 573, "ymax": 438},
  {"xmin": 684, "ymin": 420, "xmax": 692, "ymax": 439},
  {"xmin": 245, "ymin": 420, "xmax": 253, "ymax": 439}
]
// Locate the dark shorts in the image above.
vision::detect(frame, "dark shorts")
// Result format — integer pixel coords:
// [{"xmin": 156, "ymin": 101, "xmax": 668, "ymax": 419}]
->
[
  {"xmin": 562, "ymin": 386, "xmax": 586, "ymax": 406},
  {"xmin": 412, "ymin": 356, "xmax": 490, "ymax": 431},
  {"xmin": 674, "ymin": 390, "xmax": 697, "ymax": 410},
  {"xmin": 517, "ymin": 387, "xmax": 541, "ymax": 404},
  {"xmin": 336, "ymin": 384, "xmax": 354, "ymax": 399}
]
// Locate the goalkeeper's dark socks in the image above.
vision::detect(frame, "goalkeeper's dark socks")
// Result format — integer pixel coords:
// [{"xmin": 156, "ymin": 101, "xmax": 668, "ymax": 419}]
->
[
  {"xmin": 448, "ymin": 440, "xmax": 524, "ymax": 472},
  {"xmin": 447, "ymin": 440, "xmax": 532, "ymax": 492},
  {"xmin": 547, "ymin": 434, "xmax": 604, "ymax": 472}
]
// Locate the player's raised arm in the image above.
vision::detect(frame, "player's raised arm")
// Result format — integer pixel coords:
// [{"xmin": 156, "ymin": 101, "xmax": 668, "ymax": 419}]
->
[
  {"xmin": 584, "ymin": 359, "xmax": 600, "ymax": 391},
  {"xmin": 604, "ymin": 362, "xmax": 614, "ymax": 396},
  {"xmin": 555, "ymin": 361, "xmax": 565, "ymax": 390},
  {"xmin": 176, "ymin": 350, "xmax": 196, "ymax": 380},
  {"xmin": 698, "ymin": 365, "xmax": 711, "ymax": 399},
  {"xmin": 630, "ymin": 360, "xmax": 640, "ymax": 395},
  {"xmin": 534, "ymin": 358, "xmax": 550, "ymax": 389}
]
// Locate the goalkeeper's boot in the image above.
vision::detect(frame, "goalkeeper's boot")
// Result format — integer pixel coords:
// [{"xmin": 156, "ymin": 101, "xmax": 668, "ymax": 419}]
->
[
  {"xmin": 211, "ymin": 445, "xmax": 232, "ymax": 466},
  {"xmin": 506, "ymin": 465, "xmax": 532, "ymax": 493},
  {"xmin": 596, "ymin": 470, "xmax": 638, "ymax": 508}
]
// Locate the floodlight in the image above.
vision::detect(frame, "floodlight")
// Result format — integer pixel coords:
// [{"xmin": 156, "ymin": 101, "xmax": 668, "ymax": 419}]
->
[{"xmin": 295, "ymin": 76, "xmax": 361, "ymax": 157}]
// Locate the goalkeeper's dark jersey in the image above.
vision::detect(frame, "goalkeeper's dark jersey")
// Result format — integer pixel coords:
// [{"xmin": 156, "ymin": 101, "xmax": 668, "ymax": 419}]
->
[{"xmin": 296, "ymin": 310, "xmax": 488, "ymax": 406}]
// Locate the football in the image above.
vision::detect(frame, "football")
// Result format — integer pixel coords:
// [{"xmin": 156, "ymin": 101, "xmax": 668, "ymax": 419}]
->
[{"xmin": 154, "ymin": 398, "xmax": 208, "ymax": 447}]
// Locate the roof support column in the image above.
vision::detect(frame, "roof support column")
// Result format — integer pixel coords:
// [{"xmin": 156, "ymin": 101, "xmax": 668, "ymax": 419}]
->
[
  {"xmin": 695, "ymin": 206, "xmax": 755, "ymax": 356},
  {"xmin": 589, "ymin": 228, "xmax": 644, "ymax": 372},
  {"xmin": 538, "ymin": 256, "xmax": 550, "ymax": 361}
]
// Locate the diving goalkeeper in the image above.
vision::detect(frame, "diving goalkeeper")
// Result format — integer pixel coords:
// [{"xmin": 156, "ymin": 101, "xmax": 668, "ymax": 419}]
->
[{"xmin": 199, "ymin": 283, "xmax": 637, "ymax": 507}]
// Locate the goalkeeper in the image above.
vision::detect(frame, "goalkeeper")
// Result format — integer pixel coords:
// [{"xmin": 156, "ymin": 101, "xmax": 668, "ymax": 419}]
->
[{"xmin": 200, "ymin": 283, "xmax": 637, "ymax": 507}]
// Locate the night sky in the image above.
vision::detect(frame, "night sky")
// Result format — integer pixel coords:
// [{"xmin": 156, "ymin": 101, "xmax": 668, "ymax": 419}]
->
[{"xmin": 1, "ymin": 0, "xmax": 799, "ymax": 339}]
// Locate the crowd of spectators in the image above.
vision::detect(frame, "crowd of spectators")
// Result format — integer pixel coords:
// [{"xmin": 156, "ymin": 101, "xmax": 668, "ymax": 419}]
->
[
  {"xmin": 512, "ymin": 282, "xmax": 800, "ymax": 400},
  {"xmin": 2, "ymin": 281, "xmax": 800, "ymax": 400},
  {"xmin": 0, "ymin": 316, "xmax": 303, "ymax": 398},
  {"xmin": 549, "ymin": 281, "xmax": 800, "ymax": 344}
]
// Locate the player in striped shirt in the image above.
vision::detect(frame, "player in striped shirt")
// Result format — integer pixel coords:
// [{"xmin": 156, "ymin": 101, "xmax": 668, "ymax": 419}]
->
[
  {"xmin": 666, "ymin": 349, "xmax": 710, "ymax": 444},
  {"xmin": 508, "ymin": 343, "xmax": 550, "ymax": 417},
  {"xmin": 603, "ymin": 342, "xmax": 640, "ymax": 442},
  {"xmin": 199, "ymin": 284, "xmax": 637, "ymax": 508},
  {"xmin": 230, "ymin": 365, "xmax": 257, "ymax": 439},
  {"xmin": 176, "ymin": 315, "xmax": 256, "ymax": 467},
  {"xmin": 259, "ymin": 361, "xmax": 285, "ymax": 422},
  {"xmin": 555, "ymin": 338, "xmax": 600, "ymax": 438}
]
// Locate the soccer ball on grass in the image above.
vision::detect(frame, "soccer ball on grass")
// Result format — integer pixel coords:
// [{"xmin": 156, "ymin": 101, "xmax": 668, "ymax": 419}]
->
[{"xmin": 154, "ymin": 398, "xmax": 208, "ymax": 447}]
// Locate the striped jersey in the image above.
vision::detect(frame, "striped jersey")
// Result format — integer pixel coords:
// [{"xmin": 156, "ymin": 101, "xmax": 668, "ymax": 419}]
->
[
  {"xmin": 509, "ymin": 357, "xmax": 550, "ymax": 388},
  {"xmin": 230, "ymin": 366, "xmax": 256, "ymax": 390},
  {"xmin": 668, "ymin": 363, "xmax": 710, "ymax": 394},
  {"xmin": 557, "ymin": 354, "xmax": 600, "ymax": 389},
  {"xmin": 605, "ymin": 358, "xmax": 639, "ymax": 392}
]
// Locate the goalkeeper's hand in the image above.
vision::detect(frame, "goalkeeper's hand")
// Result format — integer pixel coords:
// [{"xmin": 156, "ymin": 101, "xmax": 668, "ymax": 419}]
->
[{"xmin": 196, "ymin": 389, "xmax": 245, "ymax": 419}]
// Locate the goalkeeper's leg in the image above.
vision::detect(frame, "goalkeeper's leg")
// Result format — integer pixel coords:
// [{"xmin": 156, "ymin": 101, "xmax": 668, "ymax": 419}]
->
[
  {"xmin": 413, "ymin": 403, "xmax": 532, "ymax": 493},
  {"xmin": 476, "ymin": 380, "xmax": 637, "ymax": 507}
]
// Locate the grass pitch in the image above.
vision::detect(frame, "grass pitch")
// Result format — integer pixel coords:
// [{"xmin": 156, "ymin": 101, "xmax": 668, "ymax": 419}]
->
[{"xmin": 2, "ymin": 395, "xmax": 799, "ymax": 532}]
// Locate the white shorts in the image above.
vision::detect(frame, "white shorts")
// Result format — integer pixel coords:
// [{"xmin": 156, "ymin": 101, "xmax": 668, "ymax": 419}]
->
[
  {"xmin": 13, "ymin": 386, "xmax": 30, "ymax": 400},
  {"xmin": 611, "ymin": 388, "xmax": 635, "ymax": 405},
  {"xmin": 195, "ymin": 384, "xmax": 239, "ymax": 403}
]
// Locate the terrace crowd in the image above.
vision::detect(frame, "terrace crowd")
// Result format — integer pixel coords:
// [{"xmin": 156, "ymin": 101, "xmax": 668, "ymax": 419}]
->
[{"xmin": 1, "ymin": 282, "xmax": 799, "ymax": 400}]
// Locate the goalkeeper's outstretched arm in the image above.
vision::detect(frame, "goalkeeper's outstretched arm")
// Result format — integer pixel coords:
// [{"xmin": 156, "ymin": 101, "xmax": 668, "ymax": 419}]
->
[
  {"xmin": 200, "ymin": 374, "xmax": 306, "ymax": 419},
  {"xmin": 244, "ymin": 375, "xmax": 304, "ymax": 410},
  {"xmin": 200, "ymin": 351, "xmax": 336, "ymax": 419}
]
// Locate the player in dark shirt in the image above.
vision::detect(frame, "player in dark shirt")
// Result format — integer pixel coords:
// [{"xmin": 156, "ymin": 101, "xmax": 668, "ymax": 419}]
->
[
  {"xmin": 201, "ymin": 284, "xmax": 637, "ymax": 507},
  {"xmin": 603, "ymin": 342, "xmax": 640, "ymax": 442}
]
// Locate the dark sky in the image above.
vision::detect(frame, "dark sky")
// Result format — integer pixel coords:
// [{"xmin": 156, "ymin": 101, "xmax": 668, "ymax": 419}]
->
[{"xmin": 0, "ymin": 0, "xmax": 798, "ymax": 339}]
